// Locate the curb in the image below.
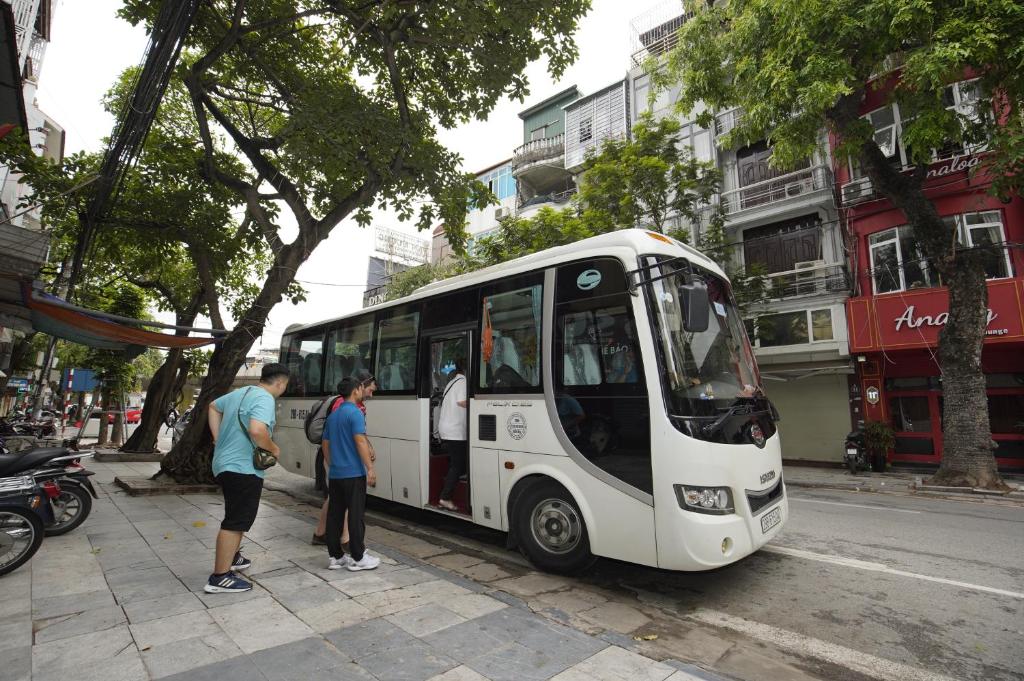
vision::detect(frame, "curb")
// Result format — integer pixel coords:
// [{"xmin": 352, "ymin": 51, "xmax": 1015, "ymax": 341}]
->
[
  {"xmin": 114, "ymin": 475, "xmax": 218, "ymax": 496},
  {"xmin": 95, "ymin": 451, "xmax": 164, "ymax": 463}
]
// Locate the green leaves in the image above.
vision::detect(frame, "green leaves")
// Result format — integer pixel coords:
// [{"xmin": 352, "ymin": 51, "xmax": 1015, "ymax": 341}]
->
[{"xmin": 665, "ymin": 0, "xmax": 1023, "ymax": 198}]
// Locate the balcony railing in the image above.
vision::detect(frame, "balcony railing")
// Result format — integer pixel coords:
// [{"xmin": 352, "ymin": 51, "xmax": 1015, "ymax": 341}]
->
[
  {"xmin": 721, "ymin": 165, "xmax": 832, "ymax": 215},
  {"xmin": 11, "ymin": 0, "xmax": 40, "ymax": 67},
  {"xmin": 715, "ymin": 108, "xmax": 743, "ymax": 137},
  {"xmin": 760, "ymin": 263, "xmax": 850, "ymax": 300},
  {"xmin": 517, "ymin": 187, "xmax": 576, "ymax": 212},
  {"xmin": 629, "ymin": 3, "xmax": 691, "ymax": 68},
  {"xmin": 512, "ymin": 133, "xmax": 565, "ymax": 172}
]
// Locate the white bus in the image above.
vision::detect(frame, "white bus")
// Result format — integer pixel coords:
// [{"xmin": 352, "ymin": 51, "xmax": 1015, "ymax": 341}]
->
[{"xmin": 274, "ymin": 229, "xmax": 786, "ymax": 573}]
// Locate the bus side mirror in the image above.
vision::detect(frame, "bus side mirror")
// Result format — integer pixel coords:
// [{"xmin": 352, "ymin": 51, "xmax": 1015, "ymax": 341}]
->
[{"xmin": 681, "ymin": 280, "xmax": 710, "ymax": 332}]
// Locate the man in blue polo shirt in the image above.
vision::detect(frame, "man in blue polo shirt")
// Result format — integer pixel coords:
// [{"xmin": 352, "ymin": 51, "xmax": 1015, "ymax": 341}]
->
[
  {"xmin": 322, "ymin": 376, "xmax": 380, "ymax": 571},
  {"xmin": 204, "ymin": 363, "xmax": 289, "ymax": 593}
]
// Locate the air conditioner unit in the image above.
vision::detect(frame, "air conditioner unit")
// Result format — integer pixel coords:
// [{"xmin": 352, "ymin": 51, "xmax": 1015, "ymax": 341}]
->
[
  {"xmin": 841, "ymin": 178, "xmax": 873, "ymax": 205},
  {"xmin": 785, "ymin": 177, "xmax": 815, "ymax": 197},
  {"xmin": 494, "ymin": 207, "xmax": 510, "ymax": 220},
  {"xmin": 793, "ymin": 260, "xmax": 826, "ymax": 295}
]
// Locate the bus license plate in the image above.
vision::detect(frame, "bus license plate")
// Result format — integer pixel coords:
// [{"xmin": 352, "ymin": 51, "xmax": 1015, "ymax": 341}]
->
[{"xmin": 760, "ymin": 506, "xmax": 781, "ymax": 534}]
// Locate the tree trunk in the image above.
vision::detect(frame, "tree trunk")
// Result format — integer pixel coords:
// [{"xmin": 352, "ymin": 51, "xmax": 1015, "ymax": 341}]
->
[
  {"xmin": 111, "ymin": 403, "xmax": 124, "ymax": 447},
  {"xmin": 121, "ymin": 348, "xmax": 185, "ymax": 453},
  {"xmin": 123, "ymin": 297, "xmax": 203, "ymax": 453},
  {"xmin": 930, "ymin": 255, "xmax": 1006, "ymax": 489},
  {"xmin": 158, "ymin": 331, "xmax": 257, "ymax": 483},
  {"xmin": 159, "ymin": 259, "xmax": 299, "ymax": 483},
  {"xmin": 96, "ymin": 389, "xmax": 110, "ymax": 445},
  {"xmin": 855, "ymin": 140, "xmax": 1006, "ymax": 490}
]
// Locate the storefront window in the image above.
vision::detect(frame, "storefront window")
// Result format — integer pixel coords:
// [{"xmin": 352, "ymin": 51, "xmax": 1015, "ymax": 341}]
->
[
  {"xmin": 889, "ymin": 396, "xmax": 932, "ymax": 433},
  {"xmin": 988, "ymin": 395, "xmax": 1024, "ymax": 435}
]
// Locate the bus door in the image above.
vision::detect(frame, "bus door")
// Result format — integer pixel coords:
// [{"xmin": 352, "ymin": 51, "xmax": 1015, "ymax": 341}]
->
[{"xmin": 424, "ymin": 331, "xmax": 472, "ymax": 515}]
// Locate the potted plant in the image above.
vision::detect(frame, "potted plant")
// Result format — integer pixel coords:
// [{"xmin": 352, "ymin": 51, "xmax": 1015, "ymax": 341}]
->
[{"xmin": 863, "ymin": 420, "xmax": 896, "ymax": 472}]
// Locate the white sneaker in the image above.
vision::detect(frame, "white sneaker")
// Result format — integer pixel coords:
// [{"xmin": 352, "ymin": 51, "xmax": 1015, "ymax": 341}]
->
[
  {"xmin": 346, "ymin": 553, "xmax": 381, "ymax": 571},
  {"xmin": 328, "ymin": 556, "xmax": 352, "ymax": 570}
]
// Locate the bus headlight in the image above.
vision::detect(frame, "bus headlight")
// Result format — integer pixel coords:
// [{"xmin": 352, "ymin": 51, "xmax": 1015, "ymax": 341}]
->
[{"xmin": 674, "ymin": 484, "xmax": 734, "ymax": 515}]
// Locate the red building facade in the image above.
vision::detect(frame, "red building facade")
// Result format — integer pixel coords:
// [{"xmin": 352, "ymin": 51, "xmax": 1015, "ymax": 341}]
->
[{"xmin": 836, "ymin": 78, "xmax": 1024, "ymax": 470}]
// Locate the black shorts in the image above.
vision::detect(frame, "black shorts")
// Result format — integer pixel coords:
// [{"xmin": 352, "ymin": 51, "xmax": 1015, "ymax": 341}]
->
[{"xmin": 217, "ymin": 472, "xmax": 263, "ymax": 532}]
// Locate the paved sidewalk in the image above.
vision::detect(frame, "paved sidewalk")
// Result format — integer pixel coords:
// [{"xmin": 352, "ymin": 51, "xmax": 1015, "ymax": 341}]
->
[
  {"xmin": 784, "ymin": 464, "xmax": 1024, "ymax": 499},
  {"xmin": 1, "ymin": 463, "xmax": 725, "ymax": 681}
]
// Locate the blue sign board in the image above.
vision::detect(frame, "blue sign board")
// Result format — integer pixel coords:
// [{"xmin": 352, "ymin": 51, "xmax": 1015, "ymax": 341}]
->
[
  {"xmin": 63, "ymin": 369, "xmax": 99, "ymax": 393},
  {"xmin": 6, "ymin": 378, "xmax": 29, "ymax": 390}
]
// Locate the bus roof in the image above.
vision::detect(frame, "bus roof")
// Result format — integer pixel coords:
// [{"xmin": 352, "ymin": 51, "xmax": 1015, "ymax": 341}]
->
[{"xmin": 287, "ymin": 229, "xmax": 727, "ymax": 336}]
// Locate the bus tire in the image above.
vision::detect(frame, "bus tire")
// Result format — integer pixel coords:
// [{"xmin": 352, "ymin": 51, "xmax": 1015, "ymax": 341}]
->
[{"xmin": 513, "ymin": 479, "xmax": 595, "ymax": 574}]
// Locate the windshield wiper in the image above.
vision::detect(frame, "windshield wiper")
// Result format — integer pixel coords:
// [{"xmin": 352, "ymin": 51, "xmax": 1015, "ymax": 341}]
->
[{"xmin": 700, "ymin": 395, "xmax": 774, "ymax": 437}]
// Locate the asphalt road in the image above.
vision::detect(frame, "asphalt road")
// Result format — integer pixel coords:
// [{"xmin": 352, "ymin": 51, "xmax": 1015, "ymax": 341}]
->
[
  {"xmin": 604, "ymin": 488, "xmax": 1024, "ymax": 681},
  {"xmin": 270, "ymin": 471, "xmax": 1023, "ymax": 681}
]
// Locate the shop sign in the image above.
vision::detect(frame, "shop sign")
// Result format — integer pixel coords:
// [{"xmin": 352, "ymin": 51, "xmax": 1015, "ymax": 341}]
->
[
  {"xmin": 6, "ymin": 377, "xmax": 29, "ymax": 390},
  {"xmin": 894, "ymin": 306, "xmax": 1000, "ymax": 333},
  {"xmin": 865, "ymin": 386, "xmax": 880, "ymax": 405},
  {"xmin": 852, "ymin": 280, "xmax": 1024, "ymax": 351},
  {"xmin": 925, "ymin": 153, "xmax": 981, "ymax": 179}
]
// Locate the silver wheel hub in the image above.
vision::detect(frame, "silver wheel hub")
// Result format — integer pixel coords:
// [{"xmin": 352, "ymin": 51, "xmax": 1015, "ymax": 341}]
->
[
  {"xmin": 530, "ymin": 498, "xmax": 582, "ymax": 555},
  {"xmin": 0, "ymin": 511, "xmax": 33, "ymax": 563}
]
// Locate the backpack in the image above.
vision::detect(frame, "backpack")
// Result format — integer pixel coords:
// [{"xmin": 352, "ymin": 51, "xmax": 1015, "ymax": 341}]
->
[{"xmin": 304, "ymin": 395, "xmax": 343, "ymax": 444}]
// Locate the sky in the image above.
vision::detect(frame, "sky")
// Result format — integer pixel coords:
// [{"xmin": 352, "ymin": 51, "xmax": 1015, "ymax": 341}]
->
[{"xmin": 34, "ymin": 0, "xmax": 662, "ymax": 351}]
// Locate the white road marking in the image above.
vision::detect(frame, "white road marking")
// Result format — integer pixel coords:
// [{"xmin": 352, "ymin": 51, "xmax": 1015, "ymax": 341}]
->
[
  {"xmin": 688, "ymin": 608, "xmax": 959, "ymax": 681},
  {"xmin": 763, "ymin": 544, "xmax": 1024, "ymax": 600},
  {"xmin": 790, "ymin": 497, "xmax": 921, "ymax": 514}
]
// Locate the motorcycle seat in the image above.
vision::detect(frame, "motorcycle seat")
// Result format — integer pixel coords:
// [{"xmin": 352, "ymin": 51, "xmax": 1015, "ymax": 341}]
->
[{"xmin": 0, "ymin": 448, "xmax": 73, "ymax": 476}]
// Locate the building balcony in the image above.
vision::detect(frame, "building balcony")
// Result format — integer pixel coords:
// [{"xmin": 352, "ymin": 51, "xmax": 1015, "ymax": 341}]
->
[
  {"xmin": 0, "ymin": 221, "xmax": 49, "ymax": 277},
  {"xmin": 512, "ymin": 134, "xmax": 565, "ymax": 174},
  {"xmin": 629, "ymin": 3, "xmax": 690, "ymax": 68},
  {"xmin": 715, "ymin": 108, "xmax": 743, "ymax": 138},
  {"xmin": 516, "ymin": 188, "xmax": 576, "ymax": 217},
  {"xmin": 759, "ymin": 262, "xmax": 850, "ymax": 300},
  {"xmin": 722, "ymin": 164, "xmax": 833, "ymax": 217}
]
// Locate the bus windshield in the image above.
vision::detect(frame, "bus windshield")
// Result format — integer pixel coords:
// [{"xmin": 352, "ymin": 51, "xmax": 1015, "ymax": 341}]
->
[{"xmin": 647, "ymin": 259, "xmax": 762, "ymax": 420}]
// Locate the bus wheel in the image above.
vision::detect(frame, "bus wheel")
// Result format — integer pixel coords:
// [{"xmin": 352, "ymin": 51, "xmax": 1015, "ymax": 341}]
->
[{"xmin": 514, "ymin": 480, "xmax": 595, "ymax": 574}]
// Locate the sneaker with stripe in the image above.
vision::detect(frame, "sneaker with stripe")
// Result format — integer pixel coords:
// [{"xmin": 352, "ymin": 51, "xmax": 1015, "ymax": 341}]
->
[
  {"xmin": 232, "ymin": 552, "xmax": 252, "ymax": 571},
  {"xmin": 204, "ymin": 571, "xmax": 253, "ymax": 593}
]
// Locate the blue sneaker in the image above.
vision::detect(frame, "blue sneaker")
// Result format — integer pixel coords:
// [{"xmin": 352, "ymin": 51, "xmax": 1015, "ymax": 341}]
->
[
  {"xmin": 204, "ymin": 572, "xmax": 252, "ymax": 594},
  {"xmin": 232, "ymin": 552, "xmax": 252, "ymax": 571}
]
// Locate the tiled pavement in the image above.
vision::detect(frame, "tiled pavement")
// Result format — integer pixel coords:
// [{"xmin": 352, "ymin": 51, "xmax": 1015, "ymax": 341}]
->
[{"xmin": 1, "ymin": 463, "xmax": 726, "ymax": 681}]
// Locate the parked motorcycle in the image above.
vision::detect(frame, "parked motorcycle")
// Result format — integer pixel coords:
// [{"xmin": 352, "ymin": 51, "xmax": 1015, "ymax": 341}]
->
[
  {"xmin": 843, "ymin": 430, "xmax": 870, "ymax": 474},
  {"xmin": 0, "ymin": 441, "xmax": 97, "ymax": 536},
  {"xmin": 0, "ymin": 475, "xmax": 51, "ymax": 576}
]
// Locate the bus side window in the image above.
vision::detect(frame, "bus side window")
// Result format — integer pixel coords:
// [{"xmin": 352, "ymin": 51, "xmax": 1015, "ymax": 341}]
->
[
  {"xmin": 324, "ymin": 317, "xmax": 374, "ymax": 394},
  {"xmin": 374, "ymin": 309, "xmax": 420, "ymax": 393},
  {"xmin": 282, "ymin": 331, "xmax": 326, "ymax": 397},
  {"xmin": 479, "ymin": 282, "xmax": 543, "ymax": 392}
]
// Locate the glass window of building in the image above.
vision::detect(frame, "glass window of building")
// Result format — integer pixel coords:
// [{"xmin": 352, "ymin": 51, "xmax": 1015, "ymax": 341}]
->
[
  {"xmin": 757, "ymin": 311, "xmax": 809, "ymax": 347},
  {"xmin": 958, "ymin": 211, "xmax": 1011, "ymax": 279},
  {"xmin": 869, "ymin": 226, "xmax": 935, "ymax": 294},
  {"xmin": 810, "ymin": 309, "xmax": 834, "ymax": 341},
  {"xmin": 890, "ymin": 396, "xmax": 932, "ymax": 433}
]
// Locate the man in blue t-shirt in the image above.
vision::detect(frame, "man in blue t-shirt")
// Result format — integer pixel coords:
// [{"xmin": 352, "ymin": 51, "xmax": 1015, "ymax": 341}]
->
[
  {"xmin": 203, "ymin": 363, "xmax": 290, "ymax": 594},
  {"xmin": 322, "ymin": 376, "xmax": 380, "ymax": 571}
]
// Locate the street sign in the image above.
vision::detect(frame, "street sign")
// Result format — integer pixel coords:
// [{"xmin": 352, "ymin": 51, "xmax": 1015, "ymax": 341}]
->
[{"xmin": 6, "ymin": 378, "xmax": 29, "ymax": 390}]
